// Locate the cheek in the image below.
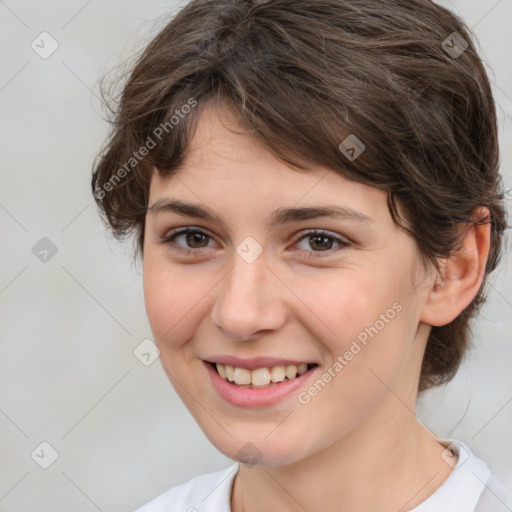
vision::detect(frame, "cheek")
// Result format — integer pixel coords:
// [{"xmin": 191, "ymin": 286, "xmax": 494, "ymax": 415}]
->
[
  {"xmin": 143, "ymin": 256, "xmax": 207, "ymax": 352},
  {"xmin": 298, "ymin": 268, "xmax": 413, "ymax": 392},
  {"xmin": 288, "ymin": 267, "xmax": 384, "ymax": 347}
]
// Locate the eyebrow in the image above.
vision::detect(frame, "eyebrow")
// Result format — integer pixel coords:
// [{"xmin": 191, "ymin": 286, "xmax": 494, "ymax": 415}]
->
[{"xmin": 147, "ymin": 199, "xmax": 374, "ymax": 228}]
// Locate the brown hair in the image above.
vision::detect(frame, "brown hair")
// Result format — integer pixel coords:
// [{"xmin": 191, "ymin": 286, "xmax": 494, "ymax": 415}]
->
[{"xmin": 91, "ymin": 0, "xmax": 508, "ymax": 391}]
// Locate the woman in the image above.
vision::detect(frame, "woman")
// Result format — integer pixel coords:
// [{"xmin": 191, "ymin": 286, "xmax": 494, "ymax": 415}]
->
[{"xmin": 92, "ymin": 0, "xmax": 509, "ymax": 510}]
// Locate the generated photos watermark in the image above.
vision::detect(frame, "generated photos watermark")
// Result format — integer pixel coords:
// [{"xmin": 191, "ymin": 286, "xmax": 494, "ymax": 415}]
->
[
  {"xmin": 297, "ymin": 301, "xmax": 403, "ymax": 405},
  {"xmin": 93, "ymin": 97, "xmax": 197, "ymax": 200}
]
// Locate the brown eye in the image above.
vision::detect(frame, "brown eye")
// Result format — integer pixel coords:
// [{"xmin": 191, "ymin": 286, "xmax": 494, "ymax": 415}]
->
[
  {"xmin": 308, "ymin": 234, "xmax": 334, "ymax": 251},
  {"xmin": 182, "ymin": 231, "xmax": 210, "ymax": 248},
  {"xmin": 161, "ymin": 228, "xmax": 215, "ymax": 251},
  {"xmin": 293, "ymin": 230, "xmax": 350, "ymax": 257}
]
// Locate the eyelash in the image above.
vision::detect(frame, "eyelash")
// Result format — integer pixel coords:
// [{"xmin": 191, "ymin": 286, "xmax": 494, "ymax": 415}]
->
[{"xmin": 159, "ymin": 227, "xmax": 350, "ymax": 258}]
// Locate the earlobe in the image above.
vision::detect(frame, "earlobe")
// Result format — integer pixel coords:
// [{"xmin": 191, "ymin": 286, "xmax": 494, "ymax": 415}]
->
[{"xmin": 420, "ymin": 208, "xmax": 491, "ymax": 327}]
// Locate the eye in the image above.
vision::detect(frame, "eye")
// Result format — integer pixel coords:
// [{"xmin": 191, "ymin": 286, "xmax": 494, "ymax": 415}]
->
[
  {"xmin": 160, "ymin": 227, "xmax": 217, "ymax": 253},
  {"xmin": 292, "ymin": 229, "xmax": 350, "ymax": 258}
]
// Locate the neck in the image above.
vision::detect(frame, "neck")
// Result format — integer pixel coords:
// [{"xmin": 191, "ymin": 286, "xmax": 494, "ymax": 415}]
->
[{"xmin": 231, "ymin": 392, "xmax": 453, "ymax": 512}]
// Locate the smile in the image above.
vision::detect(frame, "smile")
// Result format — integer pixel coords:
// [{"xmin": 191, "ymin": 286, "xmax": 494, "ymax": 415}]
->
[
  {"xmin": 204, "ymin": 360, "xmax": 319, "ymax": 408},
  {"xmin": 213, "ymin": 362, "xmax": 315, "ymax": 388}
]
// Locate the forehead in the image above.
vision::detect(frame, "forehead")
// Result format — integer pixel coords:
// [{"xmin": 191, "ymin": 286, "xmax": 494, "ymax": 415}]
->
[{"xmin": 149, "ymin": 104, "xmax": 388, "ymax": 223}]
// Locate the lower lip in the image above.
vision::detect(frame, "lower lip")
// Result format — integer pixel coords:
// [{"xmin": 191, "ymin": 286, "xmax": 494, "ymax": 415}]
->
[{"xmin": 204, "ymin": 361, "xmax": 318, "ymax": 408}]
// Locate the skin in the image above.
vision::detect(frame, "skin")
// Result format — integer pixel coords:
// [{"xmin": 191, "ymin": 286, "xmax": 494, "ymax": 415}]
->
[{"xmin": 143, "ymin": 103, "xmax": 491, "ymax": 511}]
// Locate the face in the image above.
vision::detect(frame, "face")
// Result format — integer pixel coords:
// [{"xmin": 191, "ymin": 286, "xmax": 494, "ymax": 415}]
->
[{"xmin": 143, "ymin": 104, "xmax": 434, "ymax": 466}]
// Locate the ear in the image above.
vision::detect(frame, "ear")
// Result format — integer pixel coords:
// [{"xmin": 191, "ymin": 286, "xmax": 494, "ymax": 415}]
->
[{"xmin": 420, "ymin": 207, "xmax": 491, "ymax": 327}]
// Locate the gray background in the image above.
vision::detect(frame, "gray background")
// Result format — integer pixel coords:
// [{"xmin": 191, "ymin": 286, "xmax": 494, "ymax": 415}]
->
[{"xmin": 0, "ymin": 1, "xmax": 511, "ymax": 510}]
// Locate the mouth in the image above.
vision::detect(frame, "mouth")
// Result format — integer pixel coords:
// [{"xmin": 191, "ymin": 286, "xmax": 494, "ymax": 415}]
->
[{"xmin": 205, "ymin": 361, "xmax": 318, "ymax": 389}]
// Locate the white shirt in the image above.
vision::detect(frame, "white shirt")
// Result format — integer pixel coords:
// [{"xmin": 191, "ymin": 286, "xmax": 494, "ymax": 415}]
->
[{"xmin": 134, "ymin": 440, "xmax": 510, "ymax": 512}]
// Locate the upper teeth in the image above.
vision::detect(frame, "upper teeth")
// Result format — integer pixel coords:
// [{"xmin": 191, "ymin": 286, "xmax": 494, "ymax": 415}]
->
[{"xmin": 216, "ymin": 363, "xmax": 309, "ymax": 387}]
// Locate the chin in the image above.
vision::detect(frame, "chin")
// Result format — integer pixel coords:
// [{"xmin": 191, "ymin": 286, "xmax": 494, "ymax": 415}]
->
[{"xmin": 203, "ymin": 427, "xmax": 310, "ymax": 467}]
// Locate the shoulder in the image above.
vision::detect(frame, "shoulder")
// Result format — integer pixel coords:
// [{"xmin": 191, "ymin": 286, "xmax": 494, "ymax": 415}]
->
[
  {"xmin": 412, "ymin": 439, "xmax": 510, "ymax": 512},
  {"xmin": 133, "ymin": 463, "xmax": 239, "ymax": 512},
  {"xmin": 475, "ymin": 471, "xmax": 511, "ymax": 512}
]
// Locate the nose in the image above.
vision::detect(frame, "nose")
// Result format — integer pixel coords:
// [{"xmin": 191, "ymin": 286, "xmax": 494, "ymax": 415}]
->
[{"xmin": 210, "ymin": 248, "xmax": 288, "ymax": 342}]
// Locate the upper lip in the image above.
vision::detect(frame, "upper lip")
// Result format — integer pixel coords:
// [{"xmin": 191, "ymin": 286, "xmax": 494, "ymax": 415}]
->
[{"xmin": 204, "ymin": 355, "xmax": 317, "ymax": 370}]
